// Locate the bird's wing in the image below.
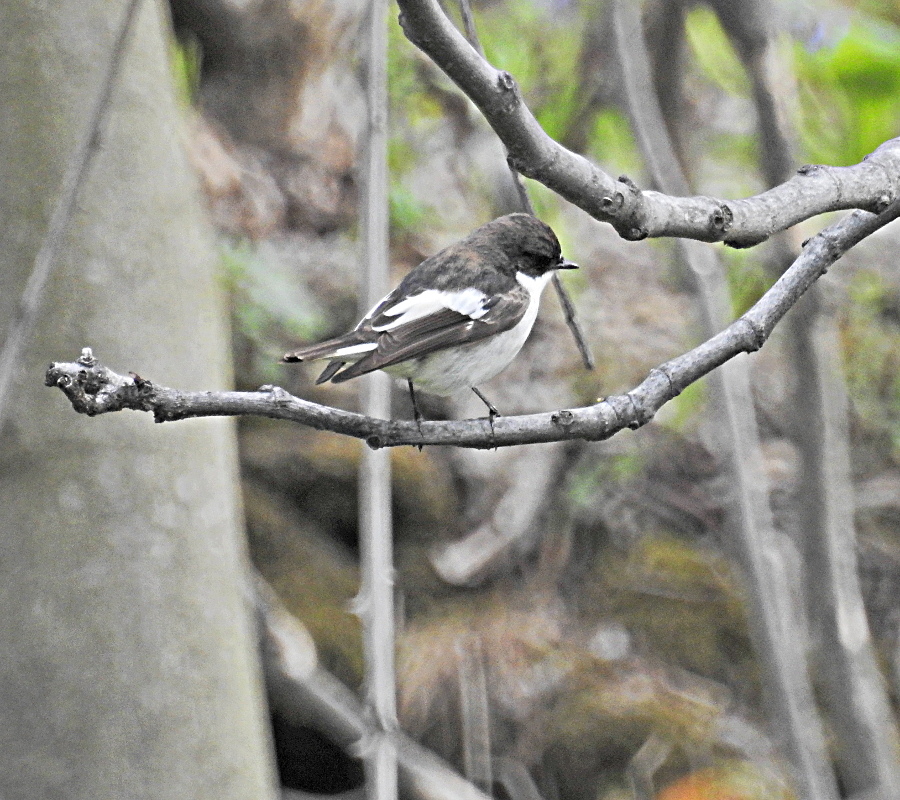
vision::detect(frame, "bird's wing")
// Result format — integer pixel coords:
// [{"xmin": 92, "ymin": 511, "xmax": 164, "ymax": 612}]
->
[{"xmin": 329, "ymin": 286, "xmax": 529, "ymax": 383}]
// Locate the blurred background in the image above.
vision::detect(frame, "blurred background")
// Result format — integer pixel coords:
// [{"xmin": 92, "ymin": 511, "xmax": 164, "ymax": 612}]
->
[
  {"xmin": 167, "ymin": 0, "xmax": 900, "ymax": 796},
  {"xmin": 4, "ymin": 0, "xmax": 900, "ymax": 798}
]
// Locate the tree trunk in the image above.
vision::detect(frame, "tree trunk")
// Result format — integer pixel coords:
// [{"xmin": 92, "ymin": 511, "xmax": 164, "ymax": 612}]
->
[{"xmin": 0, "ymin": 1, "xmax": 277, "ymax": 798}]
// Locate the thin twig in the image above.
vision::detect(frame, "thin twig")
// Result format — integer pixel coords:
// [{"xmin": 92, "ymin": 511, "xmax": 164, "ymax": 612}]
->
[
  {"xmin": 550, "ymin": 273, "xmax": 594, "ymax": 369},
  {"xmin": 492, "ymin": 758, "xmax": 546, "ymax": 800},
  {"xmin": 457, "ymin": 0, "xmax": 483, "ymax": 56},
  {"xmin": 625, "ymin": 734, "xmax": 672, "ymax": 800},
  {"xmin": 455, "ymin": 0, "xmax": 594, "ymax": 370},
  {"xmin": 0, "ymin": 0, "xmax": 144, "ymax": 432}
]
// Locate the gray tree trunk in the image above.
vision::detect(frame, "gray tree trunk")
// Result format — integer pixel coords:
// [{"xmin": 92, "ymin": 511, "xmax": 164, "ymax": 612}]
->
[{"xmin": 0, "ymin": 1, "xmax": 277, "ymax": 798}]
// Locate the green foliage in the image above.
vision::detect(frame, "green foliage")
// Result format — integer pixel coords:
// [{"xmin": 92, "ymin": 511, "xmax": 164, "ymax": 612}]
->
[
  {"xmin": 842, "ymin": 270, "xmax": 900, "ymax": 462},
  {"xmin": 477, "ymin": 0, "xmax": 585, "ymax": 142},
  {"xmin": 683, "ymin": 6, "xmax": 900, "ymax": 167},
  {"xmin": 220, "ymin": 241, "xmax": 328, "ymax": 383},
  {"xmin": 386, "ymin": 137, "xmax": 434, "ymax": 233},
  {"xmin": 589, "ymin": 109, "xmax": 643, "ymax": 177},
  {"xmin": 674, "ymin": 6, "xmax": 900, "ymax": 456},
  {"xmin": 662, "ymin": 378, "xmax": 707, "ymax": 433},
  {"xmin": 855, "ymin": 1, "xmax": 900, "ymax": 27},
  {"xmin": 389, "ymin": 182, "xmax": 433, "ymax": 234},
  {"xmin": 794, "ymin": 18, "xmax": 900, "ymax": 164},
  {"xmin": 385, "ymin": 0, "xmax": 591, "ymax": 234},
  {"xmin": 601, "ymin": 535, "xmax": 751, "ymax": 679},
  {"xmin": 567, "ymin": 450, "xmax": 646, "ymax": 510},
  {"xmin": 684, "ymin": 6, "xmax": 750, "ymax": 97},
  {"xmin": 681, "ymin": 6, "xmax": 771, "ymax": 198},
  {"xmin": 385, "ymin": 18, "xmax": 445, "ymax": 236},
  {"xmin": 723, "ymin": 247, "xmax": 769, "ymax": 317},
  {"xmin": 168, "ymin": 33, "xmax": 201, "ymax": 107}
]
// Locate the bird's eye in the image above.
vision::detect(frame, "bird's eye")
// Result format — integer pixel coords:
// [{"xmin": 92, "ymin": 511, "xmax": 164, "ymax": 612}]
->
[
  {"xmin": 524, "ymin": 251, "xmax": 555, "ymax": 269},
  {"xmin": 541, "ymin": 254, "xmax": 560, "ymax": 271}
]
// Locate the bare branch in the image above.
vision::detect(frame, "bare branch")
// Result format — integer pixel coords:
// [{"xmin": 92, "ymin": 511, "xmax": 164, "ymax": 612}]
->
[
  {"xmin": 431, "ymin": 444, "xmax": 569, "ymax": 584},
  {"xmin": 395, "ymin": 0, "xmax": 900, "ymax": 247},
  {"xmin": 455, "ymin": 635, "xmax": 492, "ymax": 791},
  {"xmin": 45, "ymin": 199, "xmax": 900, "ymax": 448},
  {"xmin": 256, "ymin": 576, "xmax": 493, "ymax": 800}
]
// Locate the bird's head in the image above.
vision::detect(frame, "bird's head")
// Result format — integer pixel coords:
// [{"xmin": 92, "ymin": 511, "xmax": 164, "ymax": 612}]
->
[{"xmin": 487, "ymin": 213, "xmax": 578, "ymax": 278}]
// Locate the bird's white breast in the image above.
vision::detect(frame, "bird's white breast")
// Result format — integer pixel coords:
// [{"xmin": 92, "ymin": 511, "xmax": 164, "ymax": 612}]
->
[{"xmin": 386, "ymin": 270, "xmax": 553, "ymax": 396}]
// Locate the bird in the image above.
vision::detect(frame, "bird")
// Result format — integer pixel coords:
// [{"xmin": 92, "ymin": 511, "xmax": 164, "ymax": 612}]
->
[{"xmin": 283, "ymin": 213, "xmax": 578, "ymax": 420}]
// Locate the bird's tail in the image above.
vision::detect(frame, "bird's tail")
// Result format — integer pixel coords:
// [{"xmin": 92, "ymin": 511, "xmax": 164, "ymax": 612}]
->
[
  {"xmin": 283, "ymin": 331, "xmax": 375, "ymax": 362},
  {"xmin": 283, "ymin": 333, "xmax": 378, "ymax": 384}
]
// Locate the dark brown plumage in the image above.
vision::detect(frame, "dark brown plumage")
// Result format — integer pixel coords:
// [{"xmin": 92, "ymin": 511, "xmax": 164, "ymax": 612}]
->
[{"xmin": 283, "ymin": 213, "xmax": 575, "ymax": 401}]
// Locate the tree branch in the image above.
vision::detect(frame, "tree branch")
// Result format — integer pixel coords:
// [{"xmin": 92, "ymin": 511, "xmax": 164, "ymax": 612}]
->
[
  {"xmin": 394, "ymin": 0, "xmax": 900, "ymax": 247},
  {"xmin": 45, "ymin": 199, "xmax": 900, "ymax": 448},
  {"xmin": 256, "ymin": 575, "xmax": 493, "ymax": 800}
]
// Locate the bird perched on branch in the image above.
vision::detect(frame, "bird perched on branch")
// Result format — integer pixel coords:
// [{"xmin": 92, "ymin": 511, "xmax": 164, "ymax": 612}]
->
[{"xmin": 283, "ymin": 213, "xmax": 577, "ymax": 419}]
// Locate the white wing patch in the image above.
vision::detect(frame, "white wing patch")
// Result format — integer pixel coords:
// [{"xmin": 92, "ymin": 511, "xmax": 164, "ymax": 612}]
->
[
  {"xmin": 333, "ymin": 342, "xmax": 378, "ymax": 357},
  {"xmin": 371, "ymin": 288, "xmax": 490, "ymax": 331},
  {"xmin": 441, "ymin": 287, "xmax": 491, "ymax": 318}
]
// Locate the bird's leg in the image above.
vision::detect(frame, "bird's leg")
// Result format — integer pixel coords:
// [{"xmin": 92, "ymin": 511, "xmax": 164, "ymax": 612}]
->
[
  {"xmin": 471, "ymin": 386, "xmax": 500, "ymax": 419},
  {"xmin": 408, "ymin": 379, "xmax": 423, "ymax": 424},
  {"xmin": 408, "ymin": 379, "xmax": 425, "ymax": 450},
  {"xmin": 471, "ymin": 386, "xmax": 500, "ymax": 445}
]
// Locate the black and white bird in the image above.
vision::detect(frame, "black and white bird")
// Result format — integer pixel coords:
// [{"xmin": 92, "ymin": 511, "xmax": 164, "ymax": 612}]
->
[{"xmin": 283, "ymin": 213, "xmax": 577, "ymax": 418}]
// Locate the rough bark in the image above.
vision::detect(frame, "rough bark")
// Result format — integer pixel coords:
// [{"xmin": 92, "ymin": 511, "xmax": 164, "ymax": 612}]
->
[{"xmin": 0, "ymin": 1, "xmax": 277, "ymax": 798}]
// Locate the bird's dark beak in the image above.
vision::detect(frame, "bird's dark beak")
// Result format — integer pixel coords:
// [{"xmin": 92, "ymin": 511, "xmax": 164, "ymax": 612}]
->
[{"xmin": 557, "ymin": 258, "xmax": 578, "ymax": 270}]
